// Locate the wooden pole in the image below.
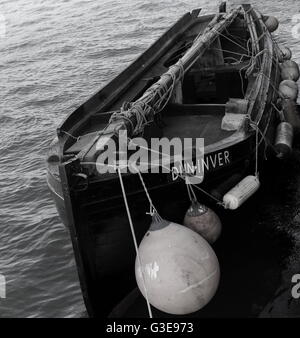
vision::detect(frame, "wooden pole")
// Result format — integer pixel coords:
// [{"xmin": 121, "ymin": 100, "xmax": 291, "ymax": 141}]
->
[
  {"xmin": 125, "ymin": 7, "xmax": 242, "ymax": 133},
  {"xmin": 80, "ymin": 6, "xmax": 243, "ymax": 164}
]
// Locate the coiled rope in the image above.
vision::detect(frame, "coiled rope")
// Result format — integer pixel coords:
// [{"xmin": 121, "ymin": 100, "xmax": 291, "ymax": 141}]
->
[{"xmin": 109, "ymin": 60, "xmax": 185, "ymax": 137}]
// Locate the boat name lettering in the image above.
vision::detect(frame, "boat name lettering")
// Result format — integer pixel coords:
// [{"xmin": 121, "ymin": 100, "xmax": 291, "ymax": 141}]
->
[{"xmin": 171, "ymin": 150, "xmax": 231, "ymax": 181}]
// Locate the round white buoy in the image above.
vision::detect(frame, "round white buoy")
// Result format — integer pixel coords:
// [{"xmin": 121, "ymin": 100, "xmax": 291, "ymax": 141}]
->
[
  {"xmin": 281, "ymin": 60, "xmax": 300, "ymax": 81},
  {"xmin": 223, "ymin": 175, "xmax": 260, "ymax": 210},
  {"xmin": 280, "ymin": 47, "xmax": 292, "ymax": 61},
  {"xmin": 183, "ymin": 202, "xmax": 222, "ymax": 244},
  {"xmin": 135, "ymin": 216, "xmax": 220, "ymax": 315},
  {"xmin": 263, "ymin": 16, "xmax": 279, "ymax": 33},
  {"xmin": 279, "ymin": 80, "xmax": 299, "ymax": 101}
]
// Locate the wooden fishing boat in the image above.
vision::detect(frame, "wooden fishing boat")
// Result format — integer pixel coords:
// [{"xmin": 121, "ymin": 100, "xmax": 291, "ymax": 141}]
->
[{"xmin": 46, "ymin": 3, "xmax": 286, "ymax": 317}]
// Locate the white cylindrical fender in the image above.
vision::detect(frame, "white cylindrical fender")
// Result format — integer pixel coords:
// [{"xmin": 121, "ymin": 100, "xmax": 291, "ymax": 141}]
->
[
  {"xmin": 275, "ymin": 122, "xmax": 294, "ymax": 158},
  {"xmin": 223, "ymin": 175, "xmax": 260, "ymax": 210}
]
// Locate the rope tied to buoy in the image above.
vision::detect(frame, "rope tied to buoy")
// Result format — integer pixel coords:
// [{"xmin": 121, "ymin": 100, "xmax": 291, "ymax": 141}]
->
[
  {"xmin": 60, "ymin": 130, "xmax": 81, "ymax": 142},
  {"xmin": 180, "ymin": 171, "xmax": 225, "ymax": 207},
  {"xmin": 117, "ymin": 167, "xmax": 153, "ymax": 318},
  {"xmin": 271, "ymin": 102, "xmax": 285, "ymax": 122},
  {"xmin": 246, "ymin": 114, "xmax": 280, "ymax": 159},
  {"xmin": 186, "ymin": 183, "xmax": 197, "ymax": 204},
  {"xmin": 185, "ymin": 183, "xmax": 211, "ymax": 215},
  {"xmin": 135, "ymin": 168, "xmax": 163, "ymax": 221}
]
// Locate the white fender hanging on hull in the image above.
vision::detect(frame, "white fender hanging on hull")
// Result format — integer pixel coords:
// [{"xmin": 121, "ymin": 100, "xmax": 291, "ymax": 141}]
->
[{"xmin": 223, "ymin": 175, "xmax": 260, "ymax": 210}]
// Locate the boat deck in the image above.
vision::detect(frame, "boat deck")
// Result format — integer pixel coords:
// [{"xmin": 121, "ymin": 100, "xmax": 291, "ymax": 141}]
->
[
  {"xmin": 65, "ymin": 110, "xmax": 234, "ymax": 155},
  {"xmin": 163, "ymin": 114, "xmax": 234, "ymax": 144}
]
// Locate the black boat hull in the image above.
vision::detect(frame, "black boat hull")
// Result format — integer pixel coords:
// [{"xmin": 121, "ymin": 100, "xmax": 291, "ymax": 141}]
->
[
  {"xmin": 47, "ymin": 109, "xmax": 278, "ymax": 317},
  {"xmin": 45, "ymin": 4, "xmax": 285, "ymax": 317}
]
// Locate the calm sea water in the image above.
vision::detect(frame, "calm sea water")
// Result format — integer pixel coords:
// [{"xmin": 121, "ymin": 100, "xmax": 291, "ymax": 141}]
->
[{"xmin": 1, "ymin": 0, "xmax": 300, "ymax": 317}]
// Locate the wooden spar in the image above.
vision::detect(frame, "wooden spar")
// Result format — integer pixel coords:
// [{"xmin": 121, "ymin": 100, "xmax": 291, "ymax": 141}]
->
[
  {"xmin": 133, "ymin": 7, "xmax": 241, "ymax": 113},
  {"xmin": 117, "ymin": 7, "xmax": 242, "ymax": 135},
  {"xmin": 78, "ymin": 7, "xmax": 242, "ymax": 162},
  {"xmin": 246, "ymin": 8, "xmax": 274, "ymax": 122},
  {"xmin": 244, "ymin": 7, "xmax": 259, "ymax": 56}
]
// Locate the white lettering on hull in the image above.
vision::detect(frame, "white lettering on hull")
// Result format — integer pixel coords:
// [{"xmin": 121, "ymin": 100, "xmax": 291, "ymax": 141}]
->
[{"xmin": 171, "ymin": 150, "xmax": 231, "ymax": 181}]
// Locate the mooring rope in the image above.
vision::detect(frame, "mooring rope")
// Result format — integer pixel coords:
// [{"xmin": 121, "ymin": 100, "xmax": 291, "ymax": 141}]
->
[
  {"xmin": 109, "ymin": 60, "xmax": 184, "ymax": 137},
  {"xmin": 212, "ymin": 28, "xmax": 250, "ymax": 54},
  {"xmin": 224, "ymin": 26, "xmax": 248, "ymax": 45},
  {"xmin": 134, "ymin": 167, "xmax": 163, "ymax": 221},
  {"xmin": 60, "ymin": 130, "xmax": 81, "ymax": 142},
  {"xmin": 117, "ymin": 167, "xmax": 153, "ymax": 318},
  {"xmin": 272, "ymin": 102, "xmax": 285, "ymax": 122},
  {"xmin": 186, "ymin": 179, "xmax": 224, "ymax": 206},
  {"xmin": 247, "ymin": 115, "xmax": 280, "ymax": 160},
  {"xmin": 186, "ymin": 183, "xmax": 198, "ymax": 203},
  {"xmin": 212, "ymin": 47, "xmax": 251, "ymax": 59}
]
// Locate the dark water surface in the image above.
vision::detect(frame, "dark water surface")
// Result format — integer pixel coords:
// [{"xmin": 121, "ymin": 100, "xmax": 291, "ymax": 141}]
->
[{"xmin": 1, "ymin": 0, "xmax": 300, "ymax": 317}]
